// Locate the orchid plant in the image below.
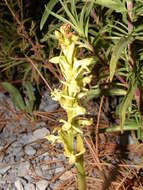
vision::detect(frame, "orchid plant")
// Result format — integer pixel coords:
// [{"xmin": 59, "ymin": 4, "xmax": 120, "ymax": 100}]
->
[{"xmin": 45, "ymin": 24, "xmax": 95, "ymax": 190}]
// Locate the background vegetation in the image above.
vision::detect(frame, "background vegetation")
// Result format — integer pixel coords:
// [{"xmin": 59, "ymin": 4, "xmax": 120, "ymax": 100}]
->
[{"xmin": 1, "ymin": 0, "xmax": 143, "ymax": 188}]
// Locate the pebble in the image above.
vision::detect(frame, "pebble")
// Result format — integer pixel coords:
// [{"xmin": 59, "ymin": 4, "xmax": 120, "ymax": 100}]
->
[
  {"xmin": 128, "ymin": 135, "xmax": 135, "ymax": 145},
  {"xmin": 39, "ymin": 91, "xmax": 59, "ymax": 112},
  {"xmin": 15, "ymin": 180, "xmax": 24, "ymax": 190},
  {"xmin": 19, "ymin": 133, "xmax": 35, "ymax": 144},
  {"xmin": 0, "ymin": 165, "xmax": 11, "ymax": 174},
  {"xmin": 49, "ymin": 181, "xmax": 61, "ymax": 190},
  {"xmin": 35, "ymin": 166, "xmax": 43, "ymax": 177},
  {"xmin": 25, "ymin": 145, "xmax": 36, "ymax": 156},
  {"xmin": 33, "ymin": 128, "xmax": 50, "ymax": 140},
  {"xmin": 36, "ymin": 180, "xmax": 49, "ymax": 190},
  {"xmin": 55, "ymin": 166, "xmax": 64, "ymax": 174},
  {"xmin": 18, "ymin": 162, "xmax": 30, "ymax": 177},
  {"xmin": 25, "ymin": 183, "xmax": 35, "ymax": 190}
]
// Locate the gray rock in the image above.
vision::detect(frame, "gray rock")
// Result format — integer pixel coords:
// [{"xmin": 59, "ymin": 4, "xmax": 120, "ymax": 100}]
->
[
  {"xmin": 55, "ymin": 166, "xmax": 64, "ymax": 174},
  {"xmin": 3, "ymin": 123, "xmax": 17, "ymax": 138},
  {"xmin": 128, "ymin": 135, "xmax": 135, "ymax": 145},
  {"xmin": 42, "ymin": 152, "xmax": 49, "ymax": 161},
  {"xmin": 19, "ymin": 133, "xmax": 35, "ymax": 144},
  {"xmin": 17, "ymin": 177, "xmax": 27, "ymax": 186},
  {"xmin": 0, "ymin": 92, "xmax": 5, "ymax": 98},
  {"xmin": 39, "ymin": 91, "xmax": 59, "ymax": 112},
  {"xmin": 49, "ymin": 182, "xmax": 61, "ymax": 190},
  {"xmin": 15, "ymin": 180, "xmax": 24, "ymax": 190},
  {"xmin": 24, "ymin": 183, "xmax": 35, "ymax": 190},
  {"xmin": 33, "ymin": 128, "xmax": 50, "ymax": 140},
  {"xmin": 57, "ymin": 154, "xmax": 66, "ymax": 162},
  {"xmin": 0, "ymin": 165, "xmax": 11, "ymax": 174},
  {"xmin": 19, "ymin": 118, "xmax": 29, "ymax": 126},
  {"xmin": 25, "ymin": 145, "xmax": 36, "ymax": 156},
  {"xmin": 36, "ymin": 180, "xmax": 49, "ymax": 190},
  {"xmin": 35, "ymin": 166, "xmax": 43, "ymax": 177},
  {"xmin": 18, "ymin": 161, "xmax": 30, "ymax": 177}
]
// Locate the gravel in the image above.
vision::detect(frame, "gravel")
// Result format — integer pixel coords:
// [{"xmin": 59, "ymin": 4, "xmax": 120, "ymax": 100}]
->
[
  {"xmin": 36, "ymin": 180, "xmax": 49, "ymax": 190},
  {"xmin": 0, "ymin": 166, "xmax": 11, "ymax": 175},
  {"xmin": 32, "ymin": 128, "xmax": 50, "ymax": 140},
  {"xmin": 0, "ymin": 92, "xmax": 66, "ymax": 190},
  {"xmin": 39, "ymin": 91, "xmax": 59, "ymax": 112},
  {"xmin": 17, "ymin": 162, "xmax": 30, "ymax": 177},
  {"xmin": 24, "ymin": 145, "xmax": 36, "ymax": 156},
  {"xmin": 15, "ymin": 180, "xmax": 24, "ymax": 190},
  {"xmin": 24, "ymin": 183, "xmax": 35, "ymax": 190}
]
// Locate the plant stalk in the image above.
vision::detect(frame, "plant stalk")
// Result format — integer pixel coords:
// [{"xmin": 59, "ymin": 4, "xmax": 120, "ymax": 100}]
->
[{"xmin": 76, "ymin": 155, "xmax": 86, "ymax": 190}]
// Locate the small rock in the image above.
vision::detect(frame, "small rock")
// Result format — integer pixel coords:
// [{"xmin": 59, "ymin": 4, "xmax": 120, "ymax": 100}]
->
[
  {"xmin": 19, "ymin": 118, "xmax": 29, "ymax": 126},
  {"xmin": 0, "ymin": 92, "xmax": 5, "ymax": 98},
  {"xmin": 55, "ymin": 166, "xmax": 64, "ymax": 174},
  {"xmin": 39, "ymin": 91, "xmax": 59, "ymax": 112},
  {"xmin": 25, "ymin": 145, "xmax": 36, "ymax": 156},
  {"xmin": 19, "ymin": 133, "xmax": 35, "ymax": 144},
  {"xmin": 0, "ymin": 165, "xmax": 11, "ymax": 174},
  {"xmin": 35, "ymin": 166, "xmax": 43, "ymax": 177},
  {"xmin": 128, "ymin": 135, "xmax": 135, "ymax": 145},
  {"xmin": 49, "ymin": 182, "xmax": 61, "ymax": 190},
  {"xmin": 42, "ymin": 152, "xmax": 49, "ymax": 161},
  {"xmin": 25, "ymin": 183, "xmax": 35, "ymax": 190},
  {"xmin": 18, "ymin": 161, "xmax": 30, "ymax": 177},
  {"xmin": 36, "ymin": 180, "xmax": 49, "ymax": 190},
  {"xmin": 15, "ymin": 180, "xmax": 24, "ymax": 190},
  {"xmin": 33, "ymin": 128, "xmax": 50, "ymax": 140}
]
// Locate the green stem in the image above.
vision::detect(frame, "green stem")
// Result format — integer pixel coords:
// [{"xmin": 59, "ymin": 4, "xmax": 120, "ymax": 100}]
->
[
  {"xmin": 76, "ymin": 155, "xmax": 86, "ymax": 190},
  {"xmin": 99, "ymin": 121, "xmax": 140, "ymax": 133}
]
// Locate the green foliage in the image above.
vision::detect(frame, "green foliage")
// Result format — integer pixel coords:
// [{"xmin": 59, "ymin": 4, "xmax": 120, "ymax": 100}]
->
[
  {"xmin": 2, "ymin": 82, "xmax": 25, "ymax": 110},
  {"xmin": 110, "ymin": 36, "xmax": 131, "ymax": 81},
  {"xmin": 2, "ymin": 82, "xmax": 36, "ymax": 117},
  {"xmin": 119, "ymin": 73, "xmax": 137, "ymax": 132},
  {"xmin": 94, "ymin": 0, "xmax": 126, "ymax": 12},
  {"xmin": 40, "ymin": 0, "xmax": 58, "ymax": 30},
  {"xmin": 1, "ymin": 0, "xmax": 143, "ymax": 142},
  {"xmin": 41, "ymin": 0, "xmax": 94, "ymax": 39}
]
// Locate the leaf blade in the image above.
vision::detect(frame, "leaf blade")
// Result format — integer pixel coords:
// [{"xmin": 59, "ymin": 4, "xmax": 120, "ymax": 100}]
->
[{"xmin": 110, "ymin": 37, "xmax": 130, "ymax": 81}]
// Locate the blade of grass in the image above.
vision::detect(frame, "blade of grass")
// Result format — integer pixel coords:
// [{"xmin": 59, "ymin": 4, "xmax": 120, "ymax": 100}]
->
[
  {"xmin": 119, "ymin": 73, "xmax": 137, "ymax": 132},
  {"xmin": 2, "ymin": 82, "xmax": 25, "ymax": 110},
  {"xmin": 59, "ymin": 0, "xmax": 78, "ymax": 27},
  {"xmin": 40, "ymin": 0, "xmax": 58, "ymax": 30},
  {"xmin": 110, "ymin": 36, "xmax": 131, "ymax": 81}
]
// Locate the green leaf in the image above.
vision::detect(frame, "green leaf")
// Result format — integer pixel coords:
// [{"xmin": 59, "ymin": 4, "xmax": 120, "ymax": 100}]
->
[
  {"xmin": 40, "ymin": 0, "xmax": 58, "ymax": 30},
  {"xmin": 95, "ymin": 0, "xmax": 126, "ymax": 12},
  {"xmin": 44, "ymin": 6, "xmax": 76, "ymax": 31},
  {"xmin": 24, "ymin": 81, "xmax": 35, "ymax": 101},
  {"xmin": 119, "ymin": 73, "xmax": 137, "ymax": 132},
  {"xmin": 110, "ymin": 37, "xmax": 130, "ymax": 81},
  {"xmin": 76, "ymin": 134, "xmax": 85, "ymax": 156},
  {"xmin": 2, "ymin": 82, "xmax": 25, "ymax": 110},
  {"xmin": 59, "ymin": 0, "xmax": 77, "ymax": 27},
  {"xmin": 24, "ymin": 81, "xmax": 36, "ymax": 114}
]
